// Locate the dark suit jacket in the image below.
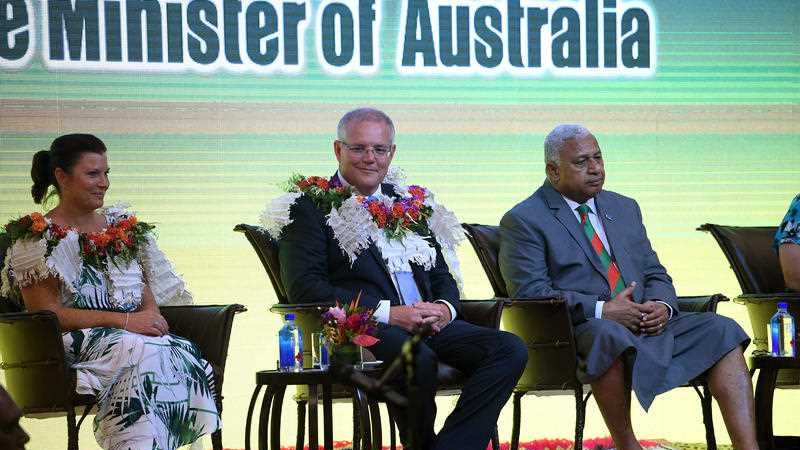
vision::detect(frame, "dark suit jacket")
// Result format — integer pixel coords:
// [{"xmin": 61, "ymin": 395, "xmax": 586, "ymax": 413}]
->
[
  {"xmin": 278, "ymin": 183, "xmax": 461, "ymax": 313},
  {"xmin": 498, "ymin": 180, "xmax": 677, "ymax": 323}
]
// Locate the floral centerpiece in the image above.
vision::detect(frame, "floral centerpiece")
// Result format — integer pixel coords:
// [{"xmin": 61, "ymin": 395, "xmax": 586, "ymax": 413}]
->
[{"xmin": 321, "ymin": 294, "xmax": 380, "ymax": 364}]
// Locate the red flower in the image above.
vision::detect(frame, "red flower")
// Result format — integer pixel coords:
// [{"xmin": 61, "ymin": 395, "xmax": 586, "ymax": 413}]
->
[
  {"xmin": 29, "ymin": 213, "xmax": 47, "ymax": 233},
  {"xmin": 391, "ymin": 203, "xmax": 405, "ymax": 219},
  {"xmin": 408, "ymin": 186, "xmax": 426, "ymax": 201},
  {"xmin": 345, "ymin": 313, "xmax": 363, "ymax": 329},
  {"xmin": 51, "ymin": 224, "xmax": 69, "ymax": 239},
  {"xmin": 375, "ymin": 213, "xmax": 387, "ymax": 228},
  {"xmin": 310, "ymin": 177, "xmax": 329, "ymax": 190}
]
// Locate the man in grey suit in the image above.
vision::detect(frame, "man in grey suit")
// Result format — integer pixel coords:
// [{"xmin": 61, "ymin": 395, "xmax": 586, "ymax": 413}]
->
[{"xmin": 498, "ymin": 124, "xmax": 757, "ymax": 450}]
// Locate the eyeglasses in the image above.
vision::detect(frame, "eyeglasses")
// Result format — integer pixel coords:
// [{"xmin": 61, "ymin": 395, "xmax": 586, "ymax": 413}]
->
[{"xmin": 340, "ymin": 141, "xmax": 393, "ymax": 158}]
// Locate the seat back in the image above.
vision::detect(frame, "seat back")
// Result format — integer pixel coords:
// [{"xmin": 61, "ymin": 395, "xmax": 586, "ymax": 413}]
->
[
  {"xmin": 698, "ymin": 224, "xmax": 784, "ymax": 294},
  {"xmin": 461, "ymin": 223, "xmax": 508, "ymax": 298},
  {"xmin": 461, "ymin": 223, "xmax": 579, "ymax": 391},
  {"xmin": 234, "ymin": 224, "xmax": 288, "ymax": 303},
  {"xmin": 0, "ymin": 311, "xmax": 78, "ymax": 414},
  {"xmin": 504, "ymin": 299, "xmax": 580, "ymax": 390}
]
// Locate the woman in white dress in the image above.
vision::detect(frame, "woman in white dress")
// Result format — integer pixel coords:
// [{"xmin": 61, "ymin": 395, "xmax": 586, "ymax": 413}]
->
[{"xmin": 0, "ymin": 134, "xmax": 220, "ymax": 450}]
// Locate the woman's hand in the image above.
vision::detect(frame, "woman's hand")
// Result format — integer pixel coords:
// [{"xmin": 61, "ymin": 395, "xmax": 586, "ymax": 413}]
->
[{"xmin": 126, "ymin": 310, "xmax": 169, "ymax": 336}]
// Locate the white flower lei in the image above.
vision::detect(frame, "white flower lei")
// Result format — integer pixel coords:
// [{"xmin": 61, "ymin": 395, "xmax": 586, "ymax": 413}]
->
[{"xmin": 260, "ymin": 168, "xmax": 466, "ymax": 291}]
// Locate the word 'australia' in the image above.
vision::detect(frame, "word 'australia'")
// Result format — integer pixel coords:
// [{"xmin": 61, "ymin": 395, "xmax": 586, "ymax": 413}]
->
[{"xmin": 399, "ymin": 0, "xmax": 655, "ymax": 76}]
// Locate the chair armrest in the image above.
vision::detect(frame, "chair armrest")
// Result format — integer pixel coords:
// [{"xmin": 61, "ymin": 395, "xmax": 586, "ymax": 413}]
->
[
  {"xmin": 269, "ymin": 302, "xmax": 334, "ymax": 314},
  {"xmin": 676, "ymin": 294, "xmax": 729, "ymax": 313},
  {"xmin": 460, "ymin": 299, "xmax": 503, "ymax": 329},
  {"xmin": 0, "ymin": 311, "xmax": 80, "ymax": 413},
  {"xmin": 734, "ymin": 292, "xmax": 800, "ymax": 304},
  {"xmin": 160, "ymin": 304, "xmax": 246, "ymax": 393}
]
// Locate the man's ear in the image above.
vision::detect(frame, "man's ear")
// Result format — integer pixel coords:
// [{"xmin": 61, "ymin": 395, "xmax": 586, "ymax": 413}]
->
[
  {"xmin": 334, "ymin": 140, "xmax": 343, "ymax": 163},
  {"xmin": 545, "ymin": 162, "xmax": 559, "ymax": 183}
]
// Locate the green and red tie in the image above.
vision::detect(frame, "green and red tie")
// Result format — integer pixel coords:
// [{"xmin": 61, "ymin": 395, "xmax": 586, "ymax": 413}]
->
[{"xmin": 576, "ymin": 204, "xmax": 626, "ymax": 296}]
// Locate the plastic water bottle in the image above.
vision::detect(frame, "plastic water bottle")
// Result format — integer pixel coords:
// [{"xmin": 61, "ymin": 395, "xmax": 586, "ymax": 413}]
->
[
  {"xmin": 769, "ymin": 302, "xmax": 796, "ymax": 357},
  {"xmin": 278, "ymin": 313, "xmax": 303, "ymax": 371}
]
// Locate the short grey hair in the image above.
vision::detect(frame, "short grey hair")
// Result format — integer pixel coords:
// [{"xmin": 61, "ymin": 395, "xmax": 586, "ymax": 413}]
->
[
  {"xmin": 544, "ymin": 124, "xmax": 592, "ymax": 165},
  {"xmin": 337, "ymin": 107, "xmax": 396, "ymax": 143}
]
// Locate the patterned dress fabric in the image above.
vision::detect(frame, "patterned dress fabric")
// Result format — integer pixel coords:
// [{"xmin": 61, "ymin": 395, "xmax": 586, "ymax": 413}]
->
[
  {"xmin": 775, "ymin": 193, "xmax": 800, "ymax": 248},
  {"xmin": 3, "ymin": 205, "xmax": 219, "ymax": 450}
]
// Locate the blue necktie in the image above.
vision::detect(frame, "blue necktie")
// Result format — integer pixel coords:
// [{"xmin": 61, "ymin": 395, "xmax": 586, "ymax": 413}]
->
[{"xmin": 395, "ymin": 271, "xmax": 421, "ymax": 305}]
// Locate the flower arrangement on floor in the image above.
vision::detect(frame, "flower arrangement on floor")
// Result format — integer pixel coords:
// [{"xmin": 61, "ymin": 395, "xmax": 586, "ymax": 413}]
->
[
  {"xmin": 321, "ymin": 294, "xmax": 380, "ymax": 363},
  {"xmin": 274, "ymin": 436, "xmax": 674, "ymax": 450}
]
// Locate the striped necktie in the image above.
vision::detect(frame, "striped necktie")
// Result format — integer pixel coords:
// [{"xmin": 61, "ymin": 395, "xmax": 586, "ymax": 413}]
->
[{"xmin": 576, "ymin": 204, "xmax": 625, "ymax": 296}]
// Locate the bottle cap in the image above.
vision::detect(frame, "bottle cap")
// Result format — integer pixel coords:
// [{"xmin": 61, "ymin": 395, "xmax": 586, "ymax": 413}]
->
[
  {"xmin": 778, "ymin": 302, "xmax": 788, "ymax": 309},
  {"xmin": 285, "ymin": 313, "xmax": 296, "ymax": 321}
]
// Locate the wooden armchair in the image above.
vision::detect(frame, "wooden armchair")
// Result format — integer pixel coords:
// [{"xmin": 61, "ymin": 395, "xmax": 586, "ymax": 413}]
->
[
  {"xmin": 698, "ymin": 224, "xmax": 800, "ymax": 373},
  {"xmin": 462, "ymin": 223, "xmax": 727, "ymax": 450},
  {"xmin": 0, "ymin": 238, "xmax": 246, "ymax": 450},
  {"xmin": 234, "ymin": 223, "xmax": 503, "ymax": 450},
  {"xmin": 0, "ymin": 305, "xmax": 245, "ymax": 450}
]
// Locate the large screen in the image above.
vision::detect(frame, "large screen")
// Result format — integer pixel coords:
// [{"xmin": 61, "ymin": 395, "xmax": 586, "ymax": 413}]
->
[{"xmin": 1, "ymin": 0, "xmax": 798, "ymax": 447}]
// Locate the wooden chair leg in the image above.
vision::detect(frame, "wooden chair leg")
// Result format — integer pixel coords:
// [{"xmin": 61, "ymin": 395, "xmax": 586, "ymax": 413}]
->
[
  {"xmin": 388, "ymin": 407, "xmax": 397, "ymax": 450},
  {"xmin": 574, "ymin": 386, "xmax": 591, "ymax": 450},
  {"xmin": 696, "ymin": 382, "xmax": 717, "ymax": 450},
  {"xmin": 510, "ymin": 391, "xmax": 523, "ymax": 450},
  {"xmin": 296, "ymin": 400, "xmax": 307, "ymax": 450},
  {"xmin": 352, "ymin": 398, "xmax": 361, "ymax": 450},
  {"xmin": 491, "ymin": 426, "xmax": 500, "ymax": 450},
  {"xmin": 211, "ymin": 429, "xmax": 222, "ymax": 450},
  {"xmin": 66, "ymin": 407, "xmax": 79, "ymax": 450},
  {"xmin": 354, "ymin": 388, "xmax": 372, "ymax": 450},
  {"xmin": 368, "ymin": 398, "xmax": 383, "ymax": 450}
]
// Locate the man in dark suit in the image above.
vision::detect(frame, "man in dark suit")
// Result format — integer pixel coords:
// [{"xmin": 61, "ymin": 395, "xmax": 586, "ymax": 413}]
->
[
  {"xmin": 498, "ymin": 124, "xmax": 757, "ymax": 450},
  {"xmin": 278, "ymin": 107, "xmax": 527, "ymax": 450}
]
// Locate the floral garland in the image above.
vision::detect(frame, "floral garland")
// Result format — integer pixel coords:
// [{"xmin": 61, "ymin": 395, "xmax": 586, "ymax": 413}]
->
[
  {"xmin": 2, "ymin": 212, "xmax": 155, "ymax": 272},
  {"xmin": 261, "ymin": 168, "xmax": 466, "ymax": 289},
  {"xmin": 282, "ymin": 172, "xmax": 435, "ymax": 241}
]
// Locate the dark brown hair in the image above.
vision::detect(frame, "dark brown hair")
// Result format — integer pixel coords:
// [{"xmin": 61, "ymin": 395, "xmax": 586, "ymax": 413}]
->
[{"xmin": 30, "ymin": 134, "xmax": 107, "ymax": 204}]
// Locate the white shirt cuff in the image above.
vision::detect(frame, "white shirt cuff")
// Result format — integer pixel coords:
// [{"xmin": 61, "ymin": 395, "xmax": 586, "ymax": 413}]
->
[
  {"xmin": 375, "ymin": 300, "xmax": 390, "ymax": 324},
  {"xmin": 597, "ymin": 300, "xmax": 672, "ymax": 320},
  {"xmin": 595, "ymin": 300, "xmax": 605, "ymax": 319},
  {"xmin": 655, "ymin": 300, "xmax": 674, "ymax": 319},
  {"xmin": 435, "ymin": 300, "xmax": 457, "ymax": 324}
]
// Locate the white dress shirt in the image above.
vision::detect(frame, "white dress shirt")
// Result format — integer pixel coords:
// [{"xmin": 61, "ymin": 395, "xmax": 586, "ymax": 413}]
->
[{"xmin": 335, "ymin": 172, "xmax": 457, "ymax": 324}]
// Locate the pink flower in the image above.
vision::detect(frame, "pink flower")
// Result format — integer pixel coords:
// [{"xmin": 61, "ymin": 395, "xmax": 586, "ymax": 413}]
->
[{"xmin": 325, "ymin": 306, "xmax": 346, "ymax": 323}]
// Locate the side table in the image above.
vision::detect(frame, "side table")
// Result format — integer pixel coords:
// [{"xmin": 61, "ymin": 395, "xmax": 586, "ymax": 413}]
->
[
  {"xmin": 244, "ymin": 369, "xmax": 334, "ymax": 450},
  {"xmin": 750, "ymin": 355, "xmax": 800, "ymax": 450},
  {"xmin": 244, "ymin": 368, "xmax": 389, "ymax": 450}
]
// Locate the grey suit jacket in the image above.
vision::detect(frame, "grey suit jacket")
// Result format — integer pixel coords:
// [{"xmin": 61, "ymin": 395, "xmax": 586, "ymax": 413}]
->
[{"xmin": 499, "ymin": 180, "xmax": 678, "ymax": 324}]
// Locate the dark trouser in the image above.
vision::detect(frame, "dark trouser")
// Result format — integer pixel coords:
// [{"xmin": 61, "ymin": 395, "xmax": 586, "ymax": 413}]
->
[{"xmin": 368, "ymin": 319, "xmax": 527, "ymax": 450}]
